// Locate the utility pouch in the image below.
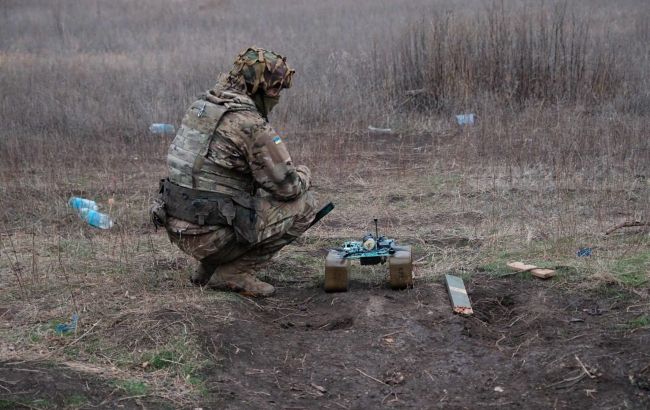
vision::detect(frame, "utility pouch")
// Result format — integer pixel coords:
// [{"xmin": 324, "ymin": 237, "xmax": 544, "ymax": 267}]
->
[
  {"xmin": 232, "ymin": 192, "xmax": 302, "ymax": 246},
  {"xmin": 161, "ymin": 179, "xmax": 236, "ymax": 227},
  {"xmin": 160, "ymin": 179, "xmax": 262, "ymax": 244},
  {"xmin": 231, "ymin": 195, "xmax": 259, "ymax": 244}
]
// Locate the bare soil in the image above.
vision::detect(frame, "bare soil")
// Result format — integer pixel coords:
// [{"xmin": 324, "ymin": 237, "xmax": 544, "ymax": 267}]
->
[
  {"xmin": 3, "ymin": 274, "xmax": 649, "ymax": 409},
  {"xmin": 0, "ymin": 362, "xmax": 164, "ymax": 409},
  {"xmin": 193, "ymin": 276, "xmax": 650, "ymax": 409}
]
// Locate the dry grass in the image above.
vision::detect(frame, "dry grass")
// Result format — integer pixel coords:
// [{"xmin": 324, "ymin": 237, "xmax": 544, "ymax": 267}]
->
[
  {"xmin": 1, "ymin": 0, "xmax": 649, "ymax": 156},
  {"xmin": 0, "ymin": 0, "xmax": 649, "ymax": 405}
]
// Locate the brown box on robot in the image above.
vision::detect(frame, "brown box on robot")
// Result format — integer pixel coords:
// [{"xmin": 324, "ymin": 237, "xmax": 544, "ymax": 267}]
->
[
  {"xmin": 324, "ymin": 250, "xmax": 351, "ymax": 292},
  {"xmin": 389, "ymin": 245, "xmax": 413, "ymax": 289}
]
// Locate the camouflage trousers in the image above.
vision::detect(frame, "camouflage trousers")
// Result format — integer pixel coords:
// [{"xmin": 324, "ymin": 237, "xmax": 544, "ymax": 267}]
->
[{"xmin": 165, "ymin": 191, "xmax": 317, "ymax": 274}]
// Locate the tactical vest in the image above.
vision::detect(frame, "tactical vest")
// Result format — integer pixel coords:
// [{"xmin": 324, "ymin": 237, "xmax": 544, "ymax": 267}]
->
[{"xmin": 167, "ymin": 93, "xmax": 256, "ymax": 196}]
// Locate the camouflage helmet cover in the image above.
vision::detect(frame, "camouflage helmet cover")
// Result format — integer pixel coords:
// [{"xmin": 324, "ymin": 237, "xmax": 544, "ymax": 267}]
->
[{"xmin": 228, "ymin": 47, "xmax": 294, "ymax": 97}]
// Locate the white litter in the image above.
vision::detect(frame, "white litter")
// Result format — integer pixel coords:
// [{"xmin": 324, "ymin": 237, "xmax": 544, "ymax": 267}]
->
[{"xmin": 455, "ymin": 113, "xmax": 476, "ymax": 125}]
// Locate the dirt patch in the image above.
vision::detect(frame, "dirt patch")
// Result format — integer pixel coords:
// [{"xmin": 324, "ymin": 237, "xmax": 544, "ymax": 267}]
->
[
  {"xmin": 0, "ymin": 362, "xmax": 171, "ymax": 409},
  {"xmin": 1, "ymin": 246, "xmax": 648, "ymax": 408},
  {"xmin": 194, "ymin": 275, "xmax": 650, "ymax": 408}
]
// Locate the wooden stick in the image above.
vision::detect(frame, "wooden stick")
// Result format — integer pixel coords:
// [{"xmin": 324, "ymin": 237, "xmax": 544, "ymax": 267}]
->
[
  {"xmin": 574, "ymin": 355, "xmax": 596, "ymax": 379},
  {"xmin": 356, "ymin": 368, "xmax": 387, "ymax": 385},
  {"xmin": 605, "ymin": 221, "xmax": 649, "ymax": 235}
]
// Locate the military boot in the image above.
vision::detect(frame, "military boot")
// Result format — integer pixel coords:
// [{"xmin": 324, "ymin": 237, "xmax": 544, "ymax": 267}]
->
[
  {"xmin": 207, "ymin": 266, "xmax": 275, "ymax": 297},
  {"xmin": 191, "ymin": 261, "xmax": 217, "ymax": 286}
]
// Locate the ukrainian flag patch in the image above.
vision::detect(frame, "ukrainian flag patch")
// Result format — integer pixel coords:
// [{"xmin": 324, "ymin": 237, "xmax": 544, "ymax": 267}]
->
[{"xmin": 272, "ymin": 136, "xmax": 282, "ymax": 144}]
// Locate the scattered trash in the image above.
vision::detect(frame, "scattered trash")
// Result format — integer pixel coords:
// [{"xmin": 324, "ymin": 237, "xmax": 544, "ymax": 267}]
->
[
  {"xmin": 69, "ymin": 196, "xmax": 114, "ymax": 229},
  {"xmin": 577, "ymin": 247, "xmax": 593, "ymax": 257},
  {"xmin": 445, "ymin": 274, "xmax": 473, "ymax": 315},
  {"xmin": 405, "ymin": 88, "xmax": 425, "ymax": 96},
  {"xmin": 583, "ymin": 307, "xmax": 607, "ymax": 316},
  {"xmin": 149, "ymin": 123, "xmax": 175, "ymax": 134},
  {"xmin": 68, "ymin": 197, "xmax": 98, "ymax": 211},
  {"xmin": 455, "ymin": 113, "xmax": 475, "ymax": 125},
  {"xmin": 78, "ymin": 208, "xmax": 114, "ymax": 229},
  {"xmin": 494, "ymin": 386, "xmax": 504, "ymax": 393},
  {"xmin": 507, "ymin": 261, "xmax": 556, "ymax": 279},
  {"xmin": 367, "ymin": 126, "xmax": 392, "ymax": 134},
  {"xmin": 55, "ymin": 313, "xmax": 78, "ymax": 335}
]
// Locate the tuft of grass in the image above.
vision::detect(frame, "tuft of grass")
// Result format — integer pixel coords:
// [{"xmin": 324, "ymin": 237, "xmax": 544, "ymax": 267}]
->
[
  {"xmin": 64, "ymin": 393, "xmax": 88, "ymax": 408},
  {"xmin": 29, "ymin": 329, "xmax": 44, "ymax": 343},
  {"xmin": 115, "ymin": 379, "xmax": 149, "ymax": 396},
  {"xmin": 30, "ymin": 398, "xmax": 51, "ymax": 408},
  {"xmin": 0, "ymin": 400, "xmax": 17, "ymax": 409},
  {"xmin": 612, "ymin": 251, "xmax": 650, "ymax": 288},
  {"xmin": 628, "ymin": 315, "xmax": 650, "ymax": 330},
  {"xmin": 138, "ymin": 337, "xmax": 207, "ymax": 383},
  {"xmin": 147, "ymin": 350, "xmax": 178, "ymax": 370},
  {"xmin": 0, "ymin": 398, "xmax": 51, "ymax": 409}
]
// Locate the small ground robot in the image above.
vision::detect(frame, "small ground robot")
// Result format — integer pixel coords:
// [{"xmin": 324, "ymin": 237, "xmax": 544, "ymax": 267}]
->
[{"xmin": 324, "ymin": 219, "xmax": 413, "ymax": 292}]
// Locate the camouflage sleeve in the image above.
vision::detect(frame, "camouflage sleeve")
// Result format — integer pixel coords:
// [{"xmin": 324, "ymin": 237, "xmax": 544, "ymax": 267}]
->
[{"xmin": 248, "ymin": 122, "xmax": 310, "ymax": 201}]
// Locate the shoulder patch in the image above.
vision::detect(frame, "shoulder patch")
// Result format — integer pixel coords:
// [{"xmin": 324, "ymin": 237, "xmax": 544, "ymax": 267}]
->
[{"xmin": 272, "ymin": 136, "xmax": 282, "ymax": 145}]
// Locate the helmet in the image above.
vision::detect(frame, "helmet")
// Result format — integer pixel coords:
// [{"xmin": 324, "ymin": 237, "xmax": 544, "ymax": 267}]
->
[{"xmin": 228, "ymin": 47, "xmax": 295, "ymax": 97}]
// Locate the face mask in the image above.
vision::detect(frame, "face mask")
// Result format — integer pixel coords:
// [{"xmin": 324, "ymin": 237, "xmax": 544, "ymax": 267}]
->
[
  {"xmin": 253, "ymin": 93, "xmax": 280, "ymax": 118},
  {"xmin": 263, "ymin": 96, "xmax": 280, "ymax": 114}
]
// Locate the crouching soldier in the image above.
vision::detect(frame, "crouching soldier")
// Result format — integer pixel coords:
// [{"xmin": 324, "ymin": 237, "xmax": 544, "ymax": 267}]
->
[{"xmin": 151, "ymin": 47, "xmax": 317, "ymax": 297}]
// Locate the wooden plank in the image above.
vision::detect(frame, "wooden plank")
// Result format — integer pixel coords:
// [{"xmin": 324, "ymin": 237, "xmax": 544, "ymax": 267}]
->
[
  {"xmin": 507, "ymin": 261, "xmax": 556, "ymax": 279},
  {"xmin": 530, "ymin": 268, "xmax": 556, "ymax": 279},
  {"xmin": 506, "ymin": 261, "xmax": 537, "ymax": 271},
  {"xmin": 445, "ymin": 274, "xmax": 473, "ymax": 315}
]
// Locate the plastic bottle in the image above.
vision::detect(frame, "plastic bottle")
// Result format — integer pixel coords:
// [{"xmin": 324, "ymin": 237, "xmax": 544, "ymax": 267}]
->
[
  {"xmin": 149, "ymin": 123, "xmax": 175, "ymax": 134},
  {"xmin": 68, "ymin": 197, "xmax": 99, "ymax": 211},
  {"xmin": 78, "ymin": 208, "xmax": 114, "ymax": 229},
  {"xmin": 455, "ymin": 113, "xmax": 476, "ymax": 125}
]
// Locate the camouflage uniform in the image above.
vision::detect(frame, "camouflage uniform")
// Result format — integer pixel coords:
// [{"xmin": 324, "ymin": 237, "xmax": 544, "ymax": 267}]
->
[{"xmin": 153, "ymin": 47, "xmax": 316, "ymax": 296}]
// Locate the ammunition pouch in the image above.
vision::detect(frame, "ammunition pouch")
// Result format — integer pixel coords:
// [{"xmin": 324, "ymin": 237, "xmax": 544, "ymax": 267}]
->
[{"xmin": 158, "ymin": 179, "xmax": 259, "ymax": 244}]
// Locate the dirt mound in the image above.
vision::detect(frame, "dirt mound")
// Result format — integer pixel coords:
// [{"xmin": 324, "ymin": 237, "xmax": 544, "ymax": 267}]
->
[{"xmin": 193, "ymin": 275, "xmax": 650, "ymax": 408}]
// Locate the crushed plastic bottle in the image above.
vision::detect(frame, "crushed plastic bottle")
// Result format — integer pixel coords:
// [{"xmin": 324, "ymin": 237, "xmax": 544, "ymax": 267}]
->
[
  {"xmin": 78, "ymin": 208, "xmax": 114, "ymax": 229},
  {"xmin": 455, "ymin": 113, "xmax": 476, "ymax": 125},
  {"xmin": 367, "ymin": 125, "xmax": 393, "ymax": 133},
  {"xmin": 55, "ymin": 314, "xmax": 79, "ymax": 335},
  {"xmin": 149, "ymin": 123, "xmax": 175, "ymax": 134},
  {"xmin": 577, "ymin": 247, "xmax": 593, "ymax": 257},
  {"xmin": 68, "ymin": 197, "xmax": 99, "ymax": 211}
]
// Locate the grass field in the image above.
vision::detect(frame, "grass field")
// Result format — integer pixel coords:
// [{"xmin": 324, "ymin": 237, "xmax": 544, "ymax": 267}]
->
[{"xmin": 1, "ymin": 0, "xmax": 649, "ymax": 408}]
